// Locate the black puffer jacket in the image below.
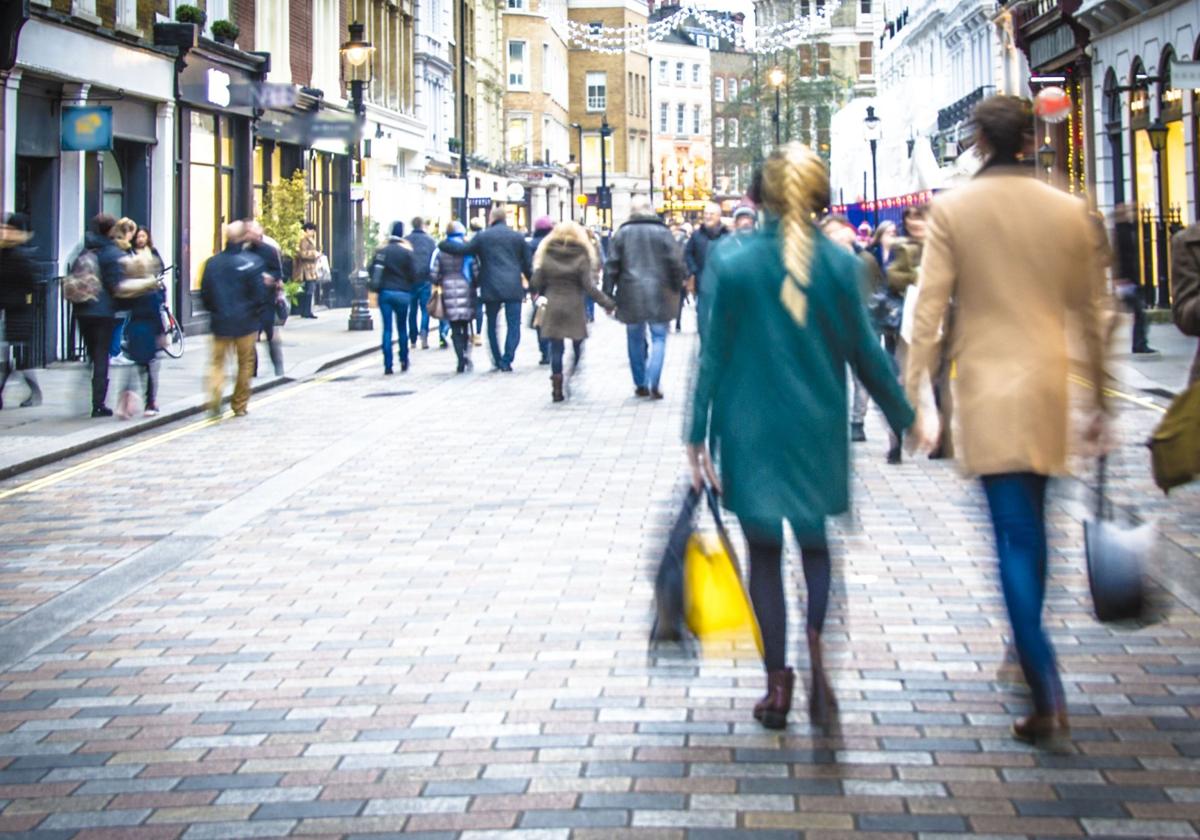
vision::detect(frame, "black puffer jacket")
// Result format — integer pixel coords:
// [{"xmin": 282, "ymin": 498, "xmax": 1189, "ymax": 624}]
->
[
  {"xmin": 602, "ymin": 214, "xmax": 688, "ymax": 325},
  {"xmin": 373, "ymin": 240, "xmax": 417, "ymax": 292},
  {"xmin": 432, "ymin": 236, "xmax": 474, "ymax": 322},
  {"xmin": 406, "ymin": 229, "xmax": 437, "ymax": 285},
  {"xmin": 73, "ymin": 232, "xmax": 125, "ymax": 320}
]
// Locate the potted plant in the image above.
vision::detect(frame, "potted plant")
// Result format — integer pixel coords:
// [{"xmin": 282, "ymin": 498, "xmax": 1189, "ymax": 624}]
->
[
  {"xmin": 448, "ymin": 137, "xmax": 461, "ymax": 154},
  {"xmin": 174, "ymin": 4, "xmax": 206, "ymax": 28},
  {"xmin": 211, "ymin": 19, "xmax": 239, "ymax": 46}
]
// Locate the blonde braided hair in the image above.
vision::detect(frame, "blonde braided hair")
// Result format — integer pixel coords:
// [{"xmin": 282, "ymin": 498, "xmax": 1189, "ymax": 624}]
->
[{"xmin": 758, "ymin": 144, "xmax": 830, "ymax": 327}]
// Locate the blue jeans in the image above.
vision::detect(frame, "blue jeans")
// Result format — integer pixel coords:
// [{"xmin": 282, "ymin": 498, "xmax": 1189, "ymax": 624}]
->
[
  {"xmin": 109, "ymin": 316, "xmax": 127, "ymax": 357},
  {"xmin": 625, "ymin": 321, "xmax": 669, "ymax": 390},
  {"xmin": 981, "ymin": 472, "xmax": 1062, "ymax": 716},
  {"xmin": 378, "ymin": 289, "xmax": 412, "ymax": 371},
  {"xmin": 408, "ymin": 281, "xmax": 432, "ymax": 343},
  {"xmin": 485, "ymin": 300, "xmax": 522, "ymax": 368}
]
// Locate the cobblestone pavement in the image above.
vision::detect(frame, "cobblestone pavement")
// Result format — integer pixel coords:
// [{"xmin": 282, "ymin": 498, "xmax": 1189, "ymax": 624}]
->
[{"xmin": 0, "ymin": 312, "xmax": 1198, "ymax": 839}]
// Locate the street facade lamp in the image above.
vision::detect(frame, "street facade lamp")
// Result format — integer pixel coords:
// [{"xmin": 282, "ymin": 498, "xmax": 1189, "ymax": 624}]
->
[
  {"xmin": 599, "ymin": 116, "xmax": 612, "ymax": 229},
  {"xmin": 769, "ymin": 68, "xmax": 785, "ymax": 147},
  {"xmin": 341, "ymin": 21, "xmax": 375, "ymax": 331},
  {"xmin": 571, "ymin": 122, "xmax": 583, "ymax": 223},
  {"xmin": 863, "ymin": 105, "xmax": 881, "ymax": 228},
  {"xmin": 1037, "ymin": 142, "xmax": 1056, "ymax": 172},
  {"xmin": 1146, "ymin": 117, "xmax": 1170, "ymax": 307}
]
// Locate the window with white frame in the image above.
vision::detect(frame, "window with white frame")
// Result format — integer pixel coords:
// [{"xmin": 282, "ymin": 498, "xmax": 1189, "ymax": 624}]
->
[
  {"xmin": 586, "ymin": 71, "xmax": 606, "ymax": 112},
  {"xmin": 692, "ymin": 105, "xmax": 701, "ymax": 134},
  {"xmin": 507, "ymin": 0, "xmax": 523, "ymax": 8},
  {"xmin": 660, "ymin": 102, "xmax": 669, "ymax": 133},
  {"xmin": 507, "ymin": 41, "xmax": 527, "ymax": 88},
  {"xmin": 675, "ymin": 62, "xmax": 684, "ymax": 82},
  {"xmin": 715, "ymin": 117, "xmax": 724, "ymax": 146},
  {"xmin": 714, "ymin": 78, "xmax": 724, "ymax": 101},
  {"xmin": 114, "ymin": 0, "xmax": 137, "ymax": 28},
  {"xmin": 543, "ymin": 44, "xmax": 551, "ymax": 92},
  {"xmin": 657, "ymin": 60, "xmax": 667, "ymax": 83},
  {"xmin": 728, "ymin": 117, "xmax": 738, "ymax": 147},
  {"xmin": 205, "ymin": 0, "xmax": 229, "ymax": 33},
  {"xmin": 675, "ymin": 103, "xmax": 685, "ymax": 134},
  {"xmin": 692, "ymin": 64, "xmax": 700, "ymax": 83}
]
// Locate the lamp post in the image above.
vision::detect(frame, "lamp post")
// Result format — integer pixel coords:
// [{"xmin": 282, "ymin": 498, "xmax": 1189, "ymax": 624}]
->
[
  {"xmin": 565, "ymin": 159, "xmax": 579, "ymax": 221},
  {"xmin": 863, "ymin": 105, "xmax": 881, "ymax": 228},
  {"xmin": 599, "ymin": 115, "xmax": 612, "ymax": 229},
  {"xmin": 458, "ymin": 0, "xmax": 469, "ymax": 226},
  {"xmin": 768, "ymin": 67, "xmax": 785, "ymax": 147},
  {"xmin": 571, "ymin": 121, "xmax": 583, "ymax": 224},
  {"xmin": 1146, "ymin": 117, "xmax": 1169, "ymax": 307},
  {"xmin": 1037, "ymin": 141, "xmax": 1056, "ymax": 177},
  {"xmin": 341, "ymin": 21, "xmax": 374, "ymax": 331}
]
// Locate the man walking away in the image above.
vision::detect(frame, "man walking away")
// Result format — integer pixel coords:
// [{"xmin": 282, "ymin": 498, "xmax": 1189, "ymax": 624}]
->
[
  {"xmin": 603, "ymin": 196, "xmax": 688, "ymax": 399},
  {"xmin": 1173, "ymin": 220, "xmax": 1200, "ymax": 385},
  {"xmin": 686, "ymin": 202, "xmax": 729, "ymax": 338},
  {"xmin": 463, "ymin": 207, "xmax": 531, "ymax": 372},
  {"xmin": 201, "ymin": 221, "xmax": 266, "ymax": 417},
  {"xmin": 1113, "ymin": 204, "xmax": 1155, "ymax": 354},
  {"xmin": 405, "ymin": 217, "xmax": 438, "ymax": 350},
  {"xmin": 244, "ymin": 220, "xmax": 285, "ymax": 377},
  {"xmin": 74, "ymin": 214, "xmax": 127, "ymax": 417}
]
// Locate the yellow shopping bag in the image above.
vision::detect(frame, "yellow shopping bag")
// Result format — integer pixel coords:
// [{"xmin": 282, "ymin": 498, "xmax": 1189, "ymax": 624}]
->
[{"xmin": 683, "ymin": 527, "xmax": 764, "ymax": 657}]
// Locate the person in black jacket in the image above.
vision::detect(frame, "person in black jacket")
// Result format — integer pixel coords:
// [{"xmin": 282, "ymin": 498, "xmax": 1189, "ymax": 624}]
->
[
  {"xmin": 1112, "ymin": 203, "xmax": 1154, "ymax": 354},
  {"xmin": 200, "ymin": 221, "xmax": 266, "ymax": 417},
  {"xmin": 244, "ymin": 220, "xmax": 285, "ymax": 377},
  {"xmin": 374, "ymin": 221, "xmax": 418, "ymax": 374},
  {"xmin": 73, "ymin": 214, "xmax": 127, "ymax": 417},
  {"xmin": 462, "ymin": 206, "xmax": 532, "ymax": 371},
  {"xmin": 684, "ymin": 203, "xmax": 729, "ymax": 338},
  {"xmin": 0, "ymin": 214, "xmax": 42, "ymax": 409},
  {"xmin": 526, "ymin": 215, "xmax": 554, "ymax": 365},
  {"xmin": 405, "ymin": 217, "xmax": 438, "ymax": 350}
]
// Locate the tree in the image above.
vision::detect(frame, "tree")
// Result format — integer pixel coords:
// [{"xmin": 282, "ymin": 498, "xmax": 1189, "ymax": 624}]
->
[
  {"xmin": 262, "ymin": 169, "xmax": 307, "ymax": 257},
  {"xmin": 734, "ymin": 57, "xmax": 851, "ymax": 165}
]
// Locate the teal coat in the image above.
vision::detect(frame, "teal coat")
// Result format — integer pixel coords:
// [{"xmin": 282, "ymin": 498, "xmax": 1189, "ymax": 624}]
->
[{"xmin": 688, "ymin": 221, "xmax": 914, "ymax": 540}]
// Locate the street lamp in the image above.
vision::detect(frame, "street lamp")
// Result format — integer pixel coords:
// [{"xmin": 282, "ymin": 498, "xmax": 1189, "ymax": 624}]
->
[
  {"xmin": 565, "ymin": 158, "xmax": 579, "ymax": 221},
  {"xmin": 1147, "ymin": 117, "xmax": 1170, "ymax": 307},
  {"xmin": 341, "ymin": 21, "xmax": 375, "ymax": 331},
  {"xmin": 863, "ymin": 105, "xmax": 881, "ymax": 228},
  {"xmin": 1037, "ymin": 141, "xmax": 1056, "ymax": 173},
  {"xmin": 769, "ymin": 67, "xmax": 785, "ymax": 147},
  {"xmin": 599, "ymin": 116, "xmax": 612, "ymax": 229}
]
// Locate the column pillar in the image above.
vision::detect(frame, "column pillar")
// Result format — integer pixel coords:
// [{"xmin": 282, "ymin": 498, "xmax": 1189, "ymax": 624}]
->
[
  {"xmin": 152, "ymin": 100, "xmax": 177, "ymax": 311},
  {"xmin": 58, "ymin": 84, "xmax": 90, "ymax": 273},
  {"xmin": 1, "ymin": 70, "xmax": 21, "ymax": 217}
]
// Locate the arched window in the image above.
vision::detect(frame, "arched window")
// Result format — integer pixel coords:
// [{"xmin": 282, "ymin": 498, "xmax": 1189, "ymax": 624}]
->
[{"xmin": 1103, "ymin": 68, "xmax": 1125, "ymax": 205}]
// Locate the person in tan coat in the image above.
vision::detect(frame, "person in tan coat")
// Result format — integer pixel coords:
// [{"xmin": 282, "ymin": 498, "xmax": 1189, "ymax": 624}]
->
[
  {"xmin": 1171, "ymin": 222, "xmax": 1200, "ymax": 385},
  {"xmin": 906, "ymin": 95, "xmax": 1110, "ymax": 746}
]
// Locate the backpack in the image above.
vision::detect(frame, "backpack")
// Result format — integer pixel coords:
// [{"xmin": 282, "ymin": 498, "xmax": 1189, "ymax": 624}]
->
[{"xmin": 63, "ymin": 251, "xmax": 102, "ymax": 304}]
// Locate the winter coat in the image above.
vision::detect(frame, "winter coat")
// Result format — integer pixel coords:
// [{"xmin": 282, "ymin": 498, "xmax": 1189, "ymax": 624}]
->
[
  {"xmin": 602, "ymin": 214, "xmax": 687, "ymax": 325},
  {"xmin": 1171, "ymin": 223, "xmax": 1200, "ymax": 385},
  {"xmin": 526, "ymin": 230, "xmax": 551, "ymax": 269},
  {"xmin": 245, "ymin": 240, "xmax": 283, "ymax": 282},
  {"xmin": 406, "ymin": 229, "xmax": 437, "ymax": 285},
  {"xmin": 904, "ymin": 165, "xmax": 1109, "ymax": 477},
  {"xmin": 0, "ymin": 231, "xmax": 40, "ymax": 344},
  {"xmin": 200, "ymin": 244, "xmax": 267, "ymax": 338},
  {"xmin": 529, "ymin": 238, "xmax": 614, "ymax": 342},
  {"xmin": 432, "ymin": 236, "xmax": 475, "ymax": 322},
  {"xmin": 689, "ymin": 221, "xmax": 913, "ymax": 542},
  {"xmin": 296, "ymin": 233, "xmax": 321, "ymax": 282},
  {"xmin": 685, "ymin": 223, "xmax": 728, "ymax": 279},
  {"xmin": 372, "ymin": 240, "xmax": 417, "ymax": 292},
  {"xmin": 463, "ymin": 221, "xmax": 531, "ymax": 303},
  {"xmin": 73, "ymin": 232, "xmax": 125, "ymax": 321},
  {"xmin": 124, "ymin": 286, "xmax": 165, "ymax": 365}
]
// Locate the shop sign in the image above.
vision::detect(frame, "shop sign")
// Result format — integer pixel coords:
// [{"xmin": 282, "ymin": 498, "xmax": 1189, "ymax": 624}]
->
[
  {"xmin": 1173, "ymin": 60, "xmax": 1200, "ymax": 90},
  {"xmin": 445, "ymin": 178, "xmax": 467, "ymax": 198},
  {"xmin": 61, "ymin": 106, "xmax": 113, "ymax": 152},
  {"xmin": 506, "ymin": 183, "xmax": 526, "ymax": 202},
  {"xmin": 206, "ymin": 68, "xmax": 232, "ymax": 107},
  {"xmin": 1029, "ymin": 25, "xmax": 1075, "ymax": 69}
]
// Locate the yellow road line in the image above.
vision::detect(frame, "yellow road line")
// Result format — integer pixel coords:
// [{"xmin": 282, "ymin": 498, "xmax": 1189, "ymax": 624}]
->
[
  {"xmin": 0, "ymin": 357, "xmax": 376, "ymax": 502},
  {"xmin": 1068, "ymin": 372, "xmax": 1168, "ymax": 415}
]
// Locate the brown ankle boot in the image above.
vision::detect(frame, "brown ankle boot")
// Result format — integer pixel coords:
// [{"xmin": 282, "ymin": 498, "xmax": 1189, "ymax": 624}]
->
[
  {"xmin": 551, "ymin": 373, "xmax": 565, "ymax": 402},
  {"xmin": 807, "ymin": 629, "xmax": 838, "ymax": 728},
  {"xmin": 753, "ymin": 668, "xmax": 794, "ymax": 730}
]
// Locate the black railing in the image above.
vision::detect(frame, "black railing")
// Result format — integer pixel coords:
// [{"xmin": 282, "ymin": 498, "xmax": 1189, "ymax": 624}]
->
[
  {"xmin": 937, "ymin": 85, "xmax": 994, "ymax": 131},
  {"xmin": 1137, "ymin": 206, "xmax": 1185, "ymax": 308}
]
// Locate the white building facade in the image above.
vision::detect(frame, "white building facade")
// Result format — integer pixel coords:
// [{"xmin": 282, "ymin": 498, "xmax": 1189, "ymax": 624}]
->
[
  {"xmin": 651, "ymin": 31, "xmax": 714, "ymax": 219},
  {"xmin": 415, "ymin": 0, "xmax": 459, "ymax": 229}
]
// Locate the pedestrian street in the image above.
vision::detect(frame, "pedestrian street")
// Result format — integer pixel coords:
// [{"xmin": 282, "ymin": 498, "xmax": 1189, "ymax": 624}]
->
[{"xmin": 0, "ymin": 315, "xmax": 1198, "ymax": 840}]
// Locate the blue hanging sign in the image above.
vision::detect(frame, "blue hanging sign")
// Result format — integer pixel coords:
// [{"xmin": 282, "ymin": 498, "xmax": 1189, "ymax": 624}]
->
[{"xmin": 61, "ymin": 106, "xmax": 113, "ymax": 152}]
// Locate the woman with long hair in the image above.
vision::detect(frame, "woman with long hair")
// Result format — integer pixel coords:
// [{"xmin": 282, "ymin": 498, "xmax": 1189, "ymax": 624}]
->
[
  {"xmin": 687, "ymin": 144, "xmax": 914, "ymax": 729},
  {"xmin": 529, "ymin": 221, "xmax": 613, "ymax": 402}
]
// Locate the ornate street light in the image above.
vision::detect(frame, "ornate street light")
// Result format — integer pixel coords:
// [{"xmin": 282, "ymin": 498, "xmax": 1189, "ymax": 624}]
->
[
  {"xmin": 769, "ymin": 68, "xmax": 786, "ymax": 147},
  {"xmin": 1146, "ymin": 117, "xmax": 1170, "ymax": 307},
  {"xmin": 341, "ymin": 21, "xmax": 375, "ymax": 331},
  {"xmin": 1037, "ymin": 142, "xmax": 1056, "ymax": 172},
  {"xmin": 863, "ymin": 105, "xmax": 882, "ymax": 227}
]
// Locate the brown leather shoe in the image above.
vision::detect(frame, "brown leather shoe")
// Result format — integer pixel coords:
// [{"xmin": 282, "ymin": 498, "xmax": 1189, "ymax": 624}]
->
[
  {"xmin": 753, "ymin": 668, "xmax": 794, "ymax": 730},
  {"xmin": 551, "ymin": 374, "xmax": 565, "ymax": 403},
  {"xmin": 1012, "ymin": 712, "xmax": 1070, "ymax": 746}
]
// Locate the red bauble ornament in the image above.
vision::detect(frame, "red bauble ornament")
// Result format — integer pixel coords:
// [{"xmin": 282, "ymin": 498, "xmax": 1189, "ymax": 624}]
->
[{"xmin": 1035, "ymin": 86, "xmax": 1072, "ymax": 124}]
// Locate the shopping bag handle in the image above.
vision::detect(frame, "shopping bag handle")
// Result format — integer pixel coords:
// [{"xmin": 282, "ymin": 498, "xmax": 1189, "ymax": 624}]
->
[
  {"xmin": 703, "ymin": 483, "xmax": 744, "ymax": 578},
  {"xmin": 1095, "ymin": 455, "xmax": 1111, "ymax": 522}
]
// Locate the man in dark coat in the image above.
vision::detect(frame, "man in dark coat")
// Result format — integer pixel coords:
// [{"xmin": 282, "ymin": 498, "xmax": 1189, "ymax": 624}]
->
[
  {"xmin": 685, "ymin": 202, "xmax": 729, "ymax": 338},
  {"xmin": 74, "ymin": 214, "xmax": 127, "ymax": 417},
  {"xmin": 200, "ymin": 221, "xmax": 266, "ymax": 417},
  {"xmin": 0, "ymin": 214, "xmax": 42, "ymax": 409},
  {"xmin": 462, "ymin": 206, "xmax": 532, "ymax": 371},
  {"xmin": 405, "ymin": 217, "xmax": 438, "ymax": 350},
  {"xmin": 244, "ymin": 220, "xmax": 285, "ymax": 377},
  {"xmin": 603, "ymin": 196, "xmax": 688, "ymax": 399},
  {"xmin": 1113, "ymin": 203, "xmax": 1155, "ymax": 354}
]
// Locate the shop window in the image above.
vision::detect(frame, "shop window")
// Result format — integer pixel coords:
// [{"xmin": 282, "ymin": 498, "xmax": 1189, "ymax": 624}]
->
[{"xmin": 188, "ymin": 112, "xmax": 236, "ymax": 291}]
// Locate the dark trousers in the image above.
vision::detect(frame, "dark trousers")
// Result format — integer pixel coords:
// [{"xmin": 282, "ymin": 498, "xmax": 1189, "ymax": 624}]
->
[
  {"xmin": 981, "ymin": 472, "xmax": 1062, "ymax": 715},
  {"xmin": 740, "ymin": 518, "xmax": 832, "ymax": 673},
  {"xmin": 1120, "ymin": 285, "xmax": 1151, "ymax": 351},
  {"xmin": 547, "ymin": 338, "xmax": 583, "ymax": 375},
  {"xmin": 450, "ymin": 320, "xmax": 471, "ymax": 368},
  {"xmin": 79, "ymin": 317, "xmax": 115, "ymax": 410},
  {"xmin": 378, "ymin": 289, "xmax": 412, "ymax": 371},
  {"xmin": 299, "ymin": 282, "xmax": 317, "ymax": 317},
  {"xmin": 409, "ymin": 282, "xmax": 432, "ymax": 342},
  {"xmin": 484, "ymin": 300, "xmax": 522, "ymax": 368}
]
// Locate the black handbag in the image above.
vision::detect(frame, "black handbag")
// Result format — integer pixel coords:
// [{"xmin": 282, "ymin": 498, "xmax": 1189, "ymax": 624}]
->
[
  {"xmin": 367, "ymin": 259, "xmax": 384, "ymax": 293},
  {"xmin": 650, "ymin": 486, "xmax": 702, "ymax": 645},
  {"xmin": 869, "ymin": 288, "xmax": 904, "ymax": 332}
]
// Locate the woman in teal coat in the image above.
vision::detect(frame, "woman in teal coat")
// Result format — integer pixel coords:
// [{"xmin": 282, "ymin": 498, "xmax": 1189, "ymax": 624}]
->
[{"xmin": 688, "ymin": 144, "xmax": 914, "ymax": 730}]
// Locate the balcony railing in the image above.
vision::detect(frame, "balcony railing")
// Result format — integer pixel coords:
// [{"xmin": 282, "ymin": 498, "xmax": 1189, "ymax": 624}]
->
[{"xmin": 937, "ymin": 84, "xmax": 994, "ymax": 131}]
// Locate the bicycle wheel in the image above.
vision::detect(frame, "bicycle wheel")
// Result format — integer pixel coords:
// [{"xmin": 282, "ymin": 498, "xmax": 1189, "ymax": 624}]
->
[{"xmin": 163, "ymin": 320, "xmax": 184, "ymax": 358}]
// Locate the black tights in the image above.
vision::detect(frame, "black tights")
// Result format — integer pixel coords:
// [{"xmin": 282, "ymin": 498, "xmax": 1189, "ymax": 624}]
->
[
  {"xmin": 547, "ymin": 339, "xmax": 582, "ymax": 375},
  {"xmin": 450, "ymin": 321, "xmax": 471, "ymax": 366},
  {"xmin": 741, "ymin": 518, "xmax": 831, "ymax": 672}
]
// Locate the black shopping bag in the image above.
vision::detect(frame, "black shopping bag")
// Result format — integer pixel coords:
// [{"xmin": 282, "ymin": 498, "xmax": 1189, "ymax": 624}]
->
[{"xmin": 650, "ymin": 486, "xmax": 701, "ymax": 644}]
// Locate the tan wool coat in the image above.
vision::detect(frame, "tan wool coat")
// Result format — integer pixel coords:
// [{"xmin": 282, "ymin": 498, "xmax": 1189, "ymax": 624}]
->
[
  {"xmin": 1171, "ymin": 223, "xmax": 1200, "ymax": 385},
  {"xmin": 905, "ymin": 166, "xmax": 1109, "ymax": 477}
]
